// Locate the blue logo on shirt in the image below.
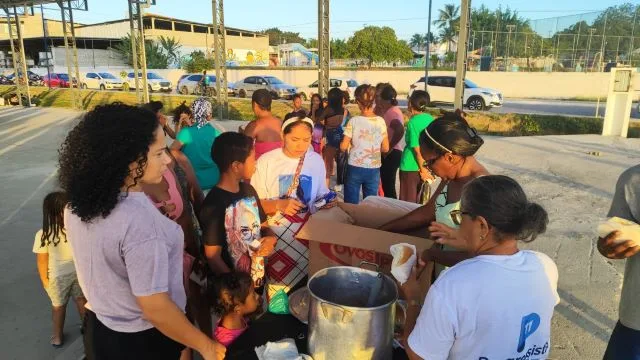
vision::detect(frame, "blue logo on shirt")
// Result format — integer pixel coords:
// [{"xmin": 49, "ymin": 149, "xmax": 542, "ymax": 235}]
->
[{"xmin": 518, "ymin": 313, "xmax": 541, "ymax": 352}]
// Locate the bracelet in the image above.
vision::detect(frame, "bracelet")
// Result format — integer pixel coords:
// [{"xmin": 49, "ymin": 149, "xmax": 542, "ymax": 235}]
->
[{"xmin": 408, "ymin": 299, "xmax": 421, "ymax": 307}]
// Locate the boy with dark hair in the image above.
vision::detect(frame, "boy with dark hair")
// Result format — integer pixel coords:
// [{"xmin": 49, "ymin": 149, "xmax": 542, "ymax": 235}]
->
[
  {"xmin": 285, "ymin": 93, "xmax": 306, "ymax": 120},
  {"xmin": 199, "ymin": 132, "xmax": 276, "ymax": 293}
]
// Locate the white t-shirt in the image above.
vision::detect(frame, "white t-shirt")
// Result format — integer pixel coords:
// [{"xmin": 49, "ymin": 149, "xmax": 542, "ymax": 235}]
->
[
  {"xmin": 343, "ymin": 115, "xmax": 387, "ymax": 168},
  {"xmin": 251, "ymin": 149, "xmax": 329, "ymax": 213},
  {"xmin": 32, "ymin": 230, "xmax": 76, "ymax": 279},
  {"xmin": 408, "ymin": 250, "xmax": 559, "ymax": 360}
]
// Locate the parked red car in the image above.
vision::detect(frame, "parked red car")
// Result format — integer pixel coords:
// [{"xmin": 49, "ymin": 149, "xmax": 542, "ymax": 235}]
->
[{"xmin": 42, "ymin": 73, "xmax": 71, "ymax": 88}]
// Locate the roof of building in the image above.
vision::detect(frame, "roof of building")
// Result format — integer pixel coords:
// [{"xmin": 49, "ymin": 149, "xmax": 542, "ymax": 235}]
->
[{"xmin": 75, "ymin": 13, "xmax": 265, "ymax": 37}]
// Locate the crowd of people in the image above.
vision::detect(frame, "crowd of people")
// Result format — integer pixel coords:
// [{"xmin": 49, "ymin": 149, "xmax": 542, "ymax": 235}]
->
[{"xmin": 30, "ymin": 81, "xmax": 639, "ymax": 360}]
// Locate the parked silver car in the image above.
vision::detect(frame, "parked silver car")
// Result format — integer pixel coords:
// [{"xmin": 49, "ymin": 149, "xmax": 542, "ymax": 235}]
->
[
  {"xmin": 177, "ymin": 73, "xmax": 234, "ymax": 96},
  {"xmin": 234, "ymin": 76, "xmax": 297, "ymax": 99},
  {"xmin": 124, "ymin": 72, "xmax": 172, "ymax": 92}
]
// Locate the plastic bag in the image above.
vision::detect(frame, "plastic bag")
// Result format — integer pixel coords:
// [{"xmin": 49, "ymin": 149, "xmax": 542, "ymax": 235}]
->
[{"xmin": 268, "ymin": 289, "xmax": 290, "ymax": 315}]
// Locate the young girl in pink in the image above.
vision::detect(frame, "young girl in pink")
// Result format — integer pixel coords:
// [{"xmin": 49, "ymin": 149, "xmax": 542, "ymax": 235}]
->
[{"xmin": 212, "ymin": 272, "xmax": 260, "ymax": 347}]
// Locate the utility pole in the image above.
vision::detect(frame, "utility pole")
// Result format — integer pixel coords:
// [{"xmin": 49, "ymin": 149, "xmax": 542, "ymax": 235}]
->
[
  {"xmin": 586, "ymin": 28, "xmax": 596, "ymax": 72},
  {"xmin": 40, "ymin": 4, "xmax": 51, "ymax": 88},
  {"xmin": 506, "ymin": 24, "xmax": 515, "ymax": 71},
  {"xmin": 424, "ymin": 0, "xmax": 432, "ymax": 92},
  {"xmin": 317, "ymin": 0, "xmax": 330, "ymax": 98},
  {"xmin": 454, "ymin": 0, "xmax": 471, "ymax": 110}
]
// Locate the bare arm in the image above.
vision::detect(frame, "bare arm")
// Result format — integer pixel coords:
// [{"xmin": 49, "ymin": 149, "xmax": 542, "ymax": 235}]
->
[
  {"xmin": 403, "ymin": 304, "xmax": 425, "ymax": 360},
  {"xmin": 163, "ymin": 124, "xmax": 177, "ymax": 140},
  {"xmin": 136, "ymin": 293, "xmax": 225, "ymax": 359},
  {"xmin": 170, "ymin": 140, "xmax": 183, "ymax": 151},
  {"xmin": 340, "ymin": 135, "xmax": 351, "ymax": 152},
  {"xmin": 380, "ymin": 182, "xmax": 445, "ymax": 233},
  {"xmin": 381, "ymin": 136, "xmax": 390, "ymax": 154},
  {"xmin": 36, "ymin": 253, "xmax": 49, "ymax": 288},
  {"xmin": 243, "ymin": 121, "xmax": 257, "ymax": 138},
  {"xmin": 203, "ymin": 245, "xmax": 232, "ymax": 275},
  {"xmin": 388, "ymin": 120, "xmax": 405, "ymax": 149},
  {"xmin": 171, "ymin": 149, "xmax": 204, "ymax": 215}
]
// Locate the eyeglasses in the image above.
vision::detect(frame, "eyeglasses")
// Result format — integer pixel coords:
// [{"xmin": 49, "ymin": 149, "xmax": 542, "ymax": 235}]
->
[
  {"xmin": 423, "ymin": 155, "xmax": 443, "ymax": 169},
  {"xmin": 450, "ymin": 209, "xmax": 472, "ymax": 225}
]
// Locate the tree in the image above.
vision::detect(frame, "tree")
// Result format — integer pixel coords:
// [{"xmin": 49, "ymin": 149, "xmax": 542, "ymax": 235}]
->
[
  {"xmin": 439, "ymin": 27, "xmax": 457, "ymax": 55},
  {"xmin": 305, "ymin": 38, "xmax": 318, "ymax": 48},
  {"xmin": 435, "ymin": 4, "xmax": 460, "ymax": 52},
  {"xmin": 262, "ymin": 27, "xmax": 305, "ymax": 46},
  {"xmin": 409, "ymin": 34, "xmax": 425, "ymax": 49},
  {"xmin": 158, "ymin": 36, "xmax": 182, "ymax": 66},
  {"xmin": 347, "ymin": 26, "xmax": 413, "ymax": 67},
  {"xmin": 330, "ymin": 39, "xmax": 349, "ymax": 59},
  {"xmin": 112, "ymin": 34, "xmax": 171, "ymax": 69},
  {"xmin": 182, "ymin": 50, "xmax": 215, "ymax": 73},
  {"xmin": 409, "ymin": 33, "xmax": 436, "ymax": 50}
]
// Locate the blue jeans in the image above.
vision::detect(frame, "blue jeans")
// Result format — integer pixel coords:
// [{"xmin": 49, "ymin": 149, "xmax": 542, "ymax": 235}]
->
[
  {"xmin": 344, "ymin": 165, "xmax": 380, "ymax": 204},
  {"xmin": 603, "ymin": 321, "xmax": 640, "ymax": 360}
]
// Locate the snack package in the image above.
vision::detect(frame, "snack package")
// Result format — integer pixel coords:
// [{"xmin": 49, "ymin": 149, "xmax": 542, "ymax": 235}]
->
[
  {"xmin": 268, "ymin": 289, "xmax": 290, "ymax": 315},
  {"xmin": 390, "ymin": 243, "xmax": 417, "ymax": 285},
  {"xmin": 597, "ymin": 217, "xmax": 640, "ymax": 246}
]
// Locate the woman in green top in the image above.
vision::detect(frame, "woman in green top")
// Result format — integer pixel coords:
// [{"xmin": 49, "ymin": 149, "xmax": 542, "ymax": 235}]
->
[
  {"xmin": 171, "ymin": 97, "xmax": 221, "ymax": 192},
  {"xmin": 399, "ymin": 90, "xmax": 435, "ymax": 203}
]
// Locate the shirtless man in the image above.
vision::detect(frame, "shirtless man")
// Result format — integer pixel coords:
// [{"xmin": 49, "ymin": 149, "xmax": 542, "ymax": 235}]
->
[{"xmin": 241, "ymin": 89, "xmax": 283, "ymax": 160}]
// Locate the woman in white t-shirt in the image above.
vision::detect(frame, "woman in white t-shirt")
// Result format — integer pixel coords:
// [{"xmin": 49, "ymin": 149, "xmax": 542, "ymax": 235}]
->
[
  {"xmin": 340, "ymin": 84, "xmax": 390, "ymax": 204},
  {"xmin": 33, "ymin": 191, "xmax": 86, "ymax": 348},
  {"xmin": 400, "ymin": 175, "xmax": 559, "ymax": 360},
  {"xmin": 251, "ymin": 117, "xmax": 335, "ymax": 298}
]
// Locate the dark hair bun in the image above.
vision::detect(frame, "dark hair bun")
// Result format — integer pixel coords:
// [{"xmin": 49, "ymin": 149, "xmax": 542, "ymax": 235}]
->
[{"xmin": 517, "ymin": 202, "xmax": 549, "ymax": 242}]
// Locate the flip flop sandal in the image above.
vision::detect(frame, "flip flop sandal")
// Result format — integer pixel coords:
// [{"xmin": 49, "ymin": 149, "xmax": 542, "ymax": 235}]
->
[{"xmin": 50, "ymin": 336, "xmax": 63, "ymax": 348}]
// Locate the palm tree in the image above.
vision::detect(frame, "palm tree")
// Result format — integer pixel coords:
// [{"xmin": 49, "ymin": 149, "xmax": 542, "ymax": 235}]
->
[
  {"xmin": 158, "ymin": 36, "xmax": 182, "ymax": 66},
  {"xmin": 409, "ymin": 33, "xmax": 426, "ymax": 50},
  {"xmin": 434, "ymin": 4, "xmax": 460, "ymax": 52}
]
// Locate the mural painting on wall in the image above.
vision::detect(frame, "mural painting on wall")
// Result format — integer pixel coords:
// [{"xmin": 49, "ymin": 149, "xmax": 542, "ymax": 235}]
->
[{"xmin": 226, "ymin": 49, "xmax": 269, "ymax": 67}]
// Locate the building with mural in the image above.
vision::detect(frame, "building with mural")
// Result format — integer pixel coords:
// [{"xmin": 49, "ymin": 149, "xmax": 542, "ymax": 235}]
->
[{"xmin": 0, "ymin": 12, "xmax": 270, "ymax": 69}]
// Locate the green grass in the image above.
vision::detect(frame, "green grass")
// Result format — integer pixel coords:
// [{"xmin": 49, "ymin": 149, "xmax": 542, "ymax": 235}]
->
[{"xmin": 2, "ymin": 85, "xmax": 637, "ymax": 138}]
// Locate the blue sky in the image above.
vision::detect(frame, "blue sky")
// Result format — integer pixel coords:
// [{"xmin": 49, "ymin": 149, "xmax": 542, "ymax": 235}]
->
[{"xmin": 39, "ymin": 0, "xmax": 632, "ymax": 41}]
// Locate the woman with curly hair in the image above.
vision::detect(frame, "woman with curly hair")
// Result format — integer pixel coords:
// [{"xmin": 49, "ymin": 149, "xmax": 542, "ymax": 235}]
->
[
  {"xmin": 59, "ymin": 103, "xmax": 224, "ymax": 360},
  {"xmin": 172, "ymin": 101, "xmax": 193, "ymax": 136}
]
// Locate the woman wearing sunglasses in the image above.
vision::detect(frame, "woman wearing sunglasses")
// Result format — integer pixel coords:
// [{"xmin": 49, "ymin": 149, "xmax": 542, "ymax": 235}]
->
[
  {"xmin": 400, "ymin": 175, "xmax": 558, "ymax": 360},
  {"xmin": 380, "ymin": 110, "xmax": 489, "ymax": 266}
]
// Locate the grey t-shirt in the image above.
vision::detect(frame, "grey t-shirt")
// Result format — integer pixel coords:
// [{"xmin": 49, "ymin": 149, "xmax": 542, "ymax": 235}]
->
[
  {"xmin": 65, "ymin": 192, "xmax": 186, "ymax": 333},
  {"xmin": 607, "ymin": 164, "xmax": 640, "ymax": 330}
]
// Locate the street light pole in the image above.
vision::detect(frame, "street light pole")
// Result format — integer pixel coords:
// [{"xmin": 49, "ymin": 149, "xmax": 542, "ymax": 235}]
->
[
  {"xmin": 586, "ymin": 28, "xmax": 596, "ymax": 72},
  {"xmin": 454, "ymin": 0, "xmax": 471, "ymax": 110},
  {"xmin": 424, "ymin": 0, "xmax": 432, "ymax": 92}
]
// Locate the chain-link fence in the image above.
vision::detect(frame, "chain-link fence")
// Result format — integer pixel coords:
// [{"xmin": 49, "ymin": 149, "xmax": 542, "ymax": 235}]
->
[{"xmin": 467, "ymin": 6, "xmax": 640, "ymax": 72}]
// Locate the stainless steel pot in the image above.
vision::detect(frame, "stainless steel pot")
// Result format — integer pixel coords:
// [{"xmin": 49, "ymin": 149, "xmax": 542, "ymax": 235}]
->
[{"xmin": 307, "ymin": 262, "xmax": 398, "ymax": 360}]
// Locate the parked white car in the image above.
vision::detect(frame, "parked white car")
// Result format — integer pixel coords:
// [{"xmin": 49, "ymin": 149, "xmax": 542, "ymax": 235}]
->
[
  {"xmin": 124, "ymin": 72, "xmax": 172, "ymax": 92},
  {"xmin": 408, "ymin": 76, "xmax": 502, "ymax": 111},
  {"xmin": 234, "ymin": 76, "xmax": 297, "ymax": 99},
  {"xmin": 298, "ymin": 78, "xmax": 359, "ymax": 102},
  {"xmin": 177, "ymin": 73, "xmax": 234, "ymax": 96},
  {"xmin": 81, "ymin": 72, "xmax": 124, "ymax": 90}
]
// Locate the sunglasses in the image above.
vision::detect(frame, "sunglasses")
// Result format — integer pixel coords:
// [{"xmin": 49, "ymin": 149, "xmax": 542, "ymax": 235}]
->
[
  {"xmin": 423, "ymin": 155, "xmax": 443, "ymax": 169},
  {"xmin": 450, "ymin": 209, "xmax": 472, "ymax": 226}
]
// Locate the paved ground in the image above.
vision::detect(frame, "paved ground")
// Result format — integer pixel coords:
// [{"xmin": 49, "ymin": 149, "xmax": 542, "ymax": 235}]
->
[
  {"xmin": 396, "ymin": 98, "xmax": 640, "ymax": 119},
  {"xmin": 1, "ymin": 106, "xmax": 638, "ymax": 359}
]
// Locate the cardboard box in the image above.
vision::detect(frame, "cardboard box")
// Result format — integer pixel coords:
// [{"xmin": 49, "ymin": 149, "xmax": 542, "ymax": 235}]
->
[{"xmin": 297, "ymin": 203, "xmax": 434, "ymax": 287}]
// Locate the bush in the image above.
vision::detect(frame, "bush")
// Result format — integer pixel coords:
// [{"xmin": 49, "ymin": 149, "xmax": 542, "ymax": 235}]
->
[{"xmin": 1, "ymin": 85, "xmax": 636, "ymax": 138}]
